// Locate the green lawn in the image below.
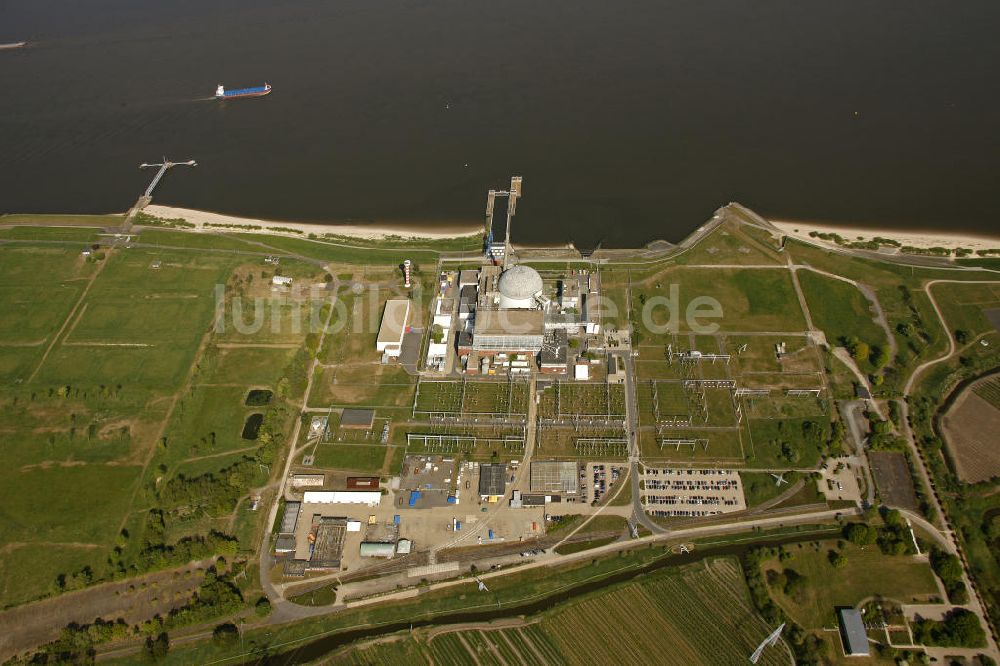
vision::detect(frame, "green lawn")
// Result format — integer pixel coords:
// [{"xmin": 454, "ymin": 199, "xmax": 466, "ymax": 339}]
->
[
  {"xmin": 764, "ymin": 540, "xmax": 939, "ymax": 629},
  {"xmin": 311, "ymin": 443, "xmax": 389, "ymax": 473},
  {"xmin": 741, "ymin": 471, "xmax": 802, "ymax": 508}
]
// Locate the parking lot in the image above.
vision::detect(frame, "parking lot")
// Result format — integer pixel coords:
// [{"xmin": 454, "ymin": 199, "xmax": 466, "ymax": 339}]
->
[
  {"xmin": 584, "ymin": 462, "xmax": 626, "ymax": 504},
  {"xmin": 640, "ymin": 467, "xmax": 746, "ymax": 518},
  {"xmin": 818, "ymin": 459, "xmax": 863, "ymax": 503}
]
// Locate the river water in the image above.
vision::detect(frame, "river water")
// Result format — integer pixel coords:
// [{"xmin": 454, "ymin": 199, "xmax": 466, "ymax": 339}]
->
[{"xmin": 2, "ymin": 1, "xmax": 999, "ymax": 248}]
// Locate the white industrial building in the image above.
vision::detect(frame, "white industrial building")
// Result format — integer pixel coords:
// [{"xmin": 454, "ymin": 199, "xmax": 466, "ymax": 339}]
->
[
  {"xmin": 302, "ymin": 491, "xmax": 382, "ymax": 507},
  {"xmin": 376, "ymin": 299, "xmax": 411, "ymax": 358}
]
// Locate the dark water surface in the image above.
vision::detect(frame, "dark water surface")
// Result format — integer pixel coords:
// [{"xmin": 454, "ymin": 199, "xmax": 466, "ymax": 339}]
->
[{"xmin": 2, "ymin": 1, "xmax": 999, "ymax": 247}]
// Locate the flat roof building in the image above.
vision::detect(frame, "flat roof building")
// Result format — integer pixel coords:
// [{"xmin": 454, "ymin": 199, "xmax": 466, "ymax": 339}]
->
[
  {"xmin": 310, "ymin": 518, "xmax": 347, "ymax": 570},
  {"xmin": 478, "ymin": 463, "xmax": 507, "ymax": 501},
  {"xmin": 359, "ymin": 542, "xmax": 396, "ymax": 558},
  {"xmin": 291, "ymin": 474, "xmax": 325, "ymax": 488},
  {"xmin": 540, "ymin": 329, "xmax": 568, "ymax": 373},
  {"xmin": 837, "ymin": 608, "xmax": 870, "ymax": 657},
  {"xmin": 303, "ymin": 491, "xmax": 382, "ymax": 507},
  {"xmin": 530, "ymin": 461, "xmax": 579, "ymax": 494},
  {"xmin": 279, "ymin": 501, "xmax": 301, "ymax": 534},
  {"xmin": 376, "ymin": 299, "xmax": 411, "ymax": 357},
  {"xmin": 459, "ymin": 269, "xmax": 479, "ymax": 288},
  {"xmin": 274, "ymin": 535, "xmax": 297, "ymax": 553},
  {"xmin": 472, "ymin": 310, "xmax": 544, "ymax": 354},
  {"xmin": 346, "ymin": 476, "xmax": 380, "ymax": 490}
]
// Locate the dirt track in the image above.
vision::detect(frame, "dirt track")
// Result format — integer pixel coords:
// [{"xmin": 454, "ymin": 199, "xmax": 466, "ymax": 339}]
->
[{"xmin": 0, "ymin": 558, "xmax": 214, "ymax": 662}]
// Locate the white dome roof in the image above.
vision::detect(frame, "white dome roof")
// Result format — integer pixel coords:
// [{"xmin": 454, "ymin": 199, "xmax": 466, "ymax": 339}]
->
[{"xmin": 498, "ymin": 265, "xmax": 543, "ymax": 300}]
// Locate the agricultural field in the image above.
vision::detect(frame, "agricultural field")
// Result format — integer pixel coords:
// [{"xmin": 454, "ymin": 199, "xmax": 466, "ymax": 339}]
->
[
  {"xmin": 973, "ymin": 376, "xmax": 1000, "ymax": 409},
  {"xmin": 761, "ymin": 540, "xmax": 939, "ymax": 630},
  {"xmin": 941, "ymin": 379, "xmax": 1000, "ymax": 483},
  {"xmin": 371, "ymin": 557, "xmax": 790, "ymax": 666}
]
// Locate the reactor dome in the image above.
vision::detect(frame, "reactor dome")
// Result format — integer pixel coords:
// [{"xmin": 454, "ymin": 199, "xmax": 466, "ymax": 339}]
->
[{"xmin": 497, "ymin": 265, "xmax": 543, "ymax": 309}]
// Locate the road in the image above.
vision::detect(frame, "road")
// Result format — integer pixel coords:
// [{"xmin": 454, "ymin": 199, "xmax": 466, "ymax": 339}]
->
[
  {"xmin": 890, "ymin": 278, "xmax": 1000, "ymax": 659},
  {"xmin": 620, "ymin": 270, "xmax": 666, "ymax": 536},
  {"xmin": 258, "ymin": 276, "xmax": 342, "ymax": 618}
]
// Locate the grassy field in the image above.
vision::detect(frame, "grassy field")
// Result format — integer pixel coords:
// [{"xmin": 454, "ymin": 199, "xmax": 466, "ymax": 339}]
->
[
  {"xmin": 0, "ymin": 235, "xmax": 311, "ymax": 609},
  {"xmin": 762, "ymin": 540, "xmax": 939, "ymax": 629},
  {"xmin": 797, "ymin": 269, "xmax": 888, "ymax": 363},
  {"xmin": 674, "ymin": 221, "xmax": 784, "ymax": 267},
  {"xmin": 0, "ymin": 226, "xmax": 103, "ymax": 242},
  {"xmin": 931, "ymin": 281, "xmax": 1000, "ymax": 338},
  {"xmin": 741, "ymin": 472, "xmax": 802, "ymax": 508},
  {"xmin": 632, "ymin": 267, "xmax": 807, "ymax": 338},
  {"xmin": 0, "ymin": 213, "xmax": 125, "ymax": 227},
  {"xmin": 310, "ymin": 443, "xmax": 390, "ymax": 473}
]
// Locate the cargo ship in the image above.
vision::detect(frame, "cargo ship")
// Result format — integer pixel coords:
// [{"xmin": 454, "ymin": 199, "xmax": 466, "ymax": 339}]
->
[{"xmin": 215, "ymin": 83, "xmax": 271, "ymax": 99}]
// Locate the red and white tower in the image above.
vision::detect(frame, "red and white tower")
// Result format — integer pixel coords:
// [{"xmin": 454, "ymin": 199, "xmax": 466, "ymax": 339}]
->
[{"xmin": 403, "ymin": 259, "xmax": 412, "ymax": 288}]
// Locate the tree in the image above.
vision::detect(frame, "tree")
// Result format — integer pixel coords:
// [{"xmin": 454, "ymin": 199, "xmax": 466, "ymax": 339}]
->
[
  {"xmin": 430, "ymin": 324, "xmax": 444, "ymax": 344},
  {"xmin": 828, "ymin": 550, "xmax": 847, "ymax": 568},
  {"xmin": 212, "ymin": 623, "xmax": 239, "ymax": 646},
  {"xmin": 954, "ymin": 329, "xmax": 970, "ymax": 344},
  {"xmin": 914, "ymin": 609, "xmax": 985, "ymax": 647},
  {"xmin": 869, "ymin": 346, "xmax": 889, "ymax": 369},
  {"xmin": 145, "ymin": 632, "xmax": 169, "ymax": 660},
  {"xmin": 844, "ymin": 522, "xmax": 877, "ymax": 546},
  {"xmin": 254, "ymin": 596, "xmax": 272, "ymax": 617}
]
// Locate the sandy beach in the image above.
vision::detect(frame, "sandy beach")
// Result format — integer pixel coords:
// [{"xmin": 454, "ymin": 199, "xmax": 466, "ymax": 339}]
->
[
  {"xmin": 769, "ymin": 219, "xmax": 1000, "ymax": 253},
  {"xmin": 142, "ymin": 205, "xmax": 484, "ymax": 241}
]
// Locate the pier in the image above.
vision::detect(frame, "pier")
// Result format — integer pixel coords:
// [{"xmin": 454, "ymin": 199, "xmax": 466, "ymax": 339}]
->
[
  {"xmin": 122, "ymin": 158, "xmax": 196, "ymax": 230},
  {"xmin": 139, "ymin": 158, "xmax": 196, "ymax": 199}
]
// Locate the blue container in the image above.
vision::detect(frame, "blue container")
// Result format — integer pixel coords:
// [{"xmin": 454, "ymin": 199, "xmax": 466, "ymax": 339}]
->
[
  {"xmin": 408, "ymin": 490, "xmax": 421, "ymax": 507},
  {"xmin": 488, "ymin": 529, "xmax": 494, "ymax": 540},
  {"xmin": 455, "ymin": 521, "xmax": 462, "ymax": 530},
  {"xmin": 393, "ymin": 514, "xmax": 401, "ymax": 525},
  {"xmin": 447, "ymin": 496, "xmax": 457, "ymax": 504}
]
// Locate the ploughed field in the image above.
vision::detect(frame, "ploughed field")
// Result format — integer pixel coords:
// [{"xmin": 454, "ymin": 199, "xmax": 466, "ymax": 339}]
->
[{"xmin": 941, "ymin": 376, "xmax": 1000, "ymax": 483}]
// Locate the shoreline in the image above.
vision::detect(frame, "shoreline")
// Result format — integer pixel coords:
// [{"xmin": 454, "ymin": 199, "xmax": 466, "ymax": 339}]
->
[
  {"xmin": 769, "ymin": 218, "xmax": 1000, "ymax": 253},
  {"xmin": 141, "ymin": 205, "xmax": 484, "ymax": 241}
]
